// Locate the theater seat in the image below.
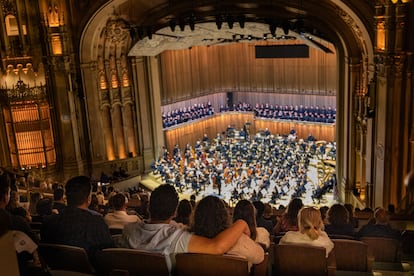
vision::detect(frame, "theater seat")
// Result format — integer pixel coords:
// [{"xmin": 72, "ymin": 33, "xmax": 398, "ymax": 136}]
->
[
  {"xmin": 332, "ymin": 239, "xmax": 373, "ymax": 272},
  {"xmin": 175, "ymin": 253, "xmax": 249, "ymax": 276},
  {"xmin": 273, "ymin": 243, "xmax": 336, "ymax": 276},
  {"xmin": 0, "ymin": 232, "xmax": 20, "ymax": 276},
  {"xmin": 359, "ymin": 237, "xmax": 401, "ymax": 262},
  {"xmin": 95, "ymin": 248, "xmax": 169, "ymax": 276},
  {"xmin": 38, "ymin": 243, "xmax": 95, "ymax": 274}
]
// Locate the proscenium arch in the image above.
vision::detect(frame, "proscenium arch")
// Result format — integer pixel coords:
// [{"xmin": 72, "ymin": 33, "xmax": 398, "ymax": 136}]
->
[{"xmin": 79, "ymin": 0, "xmax": 375, "ymax": 204}]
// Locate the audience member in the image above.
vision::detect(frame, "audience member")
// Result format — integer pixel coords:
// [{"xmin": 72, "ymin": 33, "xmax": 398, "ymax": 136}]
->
[
  {"xmin": 0, "ymin": 209, "xmax": 43, "ymax": 275},
  {"xmin": 344, "ymin": 203, "xmax": 359, "ymax": 228},
  {"xmin": 41, "ymin": 176, "xmax": 114, "ymax": 258},
  {"xmin": 120, "ymin": 184, "xmax": 252, "ymax": 273},
  {"xmin": 274, "ymin": 198, "xmax": 303, "ymax": 235},
  {"xmin": 324, "ymin": 204, "xmax": 355, "ymax": 237},
  {"xmin": 0, "ymin": 172, "xmax": 42, "ymax": 275},
  {"xmin": 29, "ymin": 192, "xmax": 42, "ymax": 221},
  {"xmin": 279, "ymin": 207, "xmax": 334, "ymax": 257},
  {"xmin": 357, "ymin": 207, "xmax": 401, "ymax": 240},
  {"xmin": 0, "ymin": 173, "xmax": 38, "ymax": 243},
  {"xmin": 172, "ymin": 199, "xmax": 192, "ymax": 228},
  {"xmin": 104, "ymin": 193, "xmax": 140, "ymax": 229},
  {"xmin": 253, "ymin": 201, "xmax": 274, "ymax": 234},
  {"xmin": 233, "ymin": 199, "xmax": 270, "ymax": 249},
  {"xmin": 52, "ymin": 187, "xmax": 66, "ymax": 214},
  {"xmin": 35, "ymin": 198, "xmax": 56, "ymax": 222},
  {"xmin": 135, "ymin": 193, "xmax": 150, "ymax": 219},
  {"xmin": 89, "ymin": 193, "xmax": 105, "ymax": 215},
  {"xmin": 192, "ymin": 196, "xmax": 264, "ymax": 268}
]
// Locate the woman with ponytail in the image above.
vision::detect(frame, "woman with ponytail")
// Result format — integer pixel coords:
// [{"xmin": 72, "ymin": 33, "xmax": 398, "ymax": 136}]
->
[{"xmin": 279, "ymin": 207, "xmax": 334, "ymax": 257}]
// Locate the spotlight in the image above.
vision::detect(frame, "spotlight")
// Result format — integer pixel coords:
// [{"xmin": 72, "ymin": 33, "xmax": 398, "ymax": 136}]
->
[
  {"xmin": 226, "ymin": 16, "xmax": 234, "ymax": 29},
  {"xmin": 169, "ymin": 20, "xmax": 176, "ymax": 32},
  {"xmin": 179, "ymin": 19, "xmax": 185, "ymax": 31},
  {"xmin": 216, "ymin": 16, "xmax": 223, "ymax": 30},
  {"xmin": 189, "ymin": 14, "xmax": 195, "ymax": 31},
  {"xmin": 238, "ymin": 15, "xmax": 245, "ymax": 28},
  {"xmin": 282, "ymin": 21, "xmax": 290, "ymax": 35},
  {"xmin": 269, "ymin": 23, "xmax": 277, "ymax": 36},
  {"xmin": 146, "ymin": 27, "xmax": 152, "ymax": 39},
  {"xmin": 248, "ymin": 35, "xmax": 252, "ymax": 40}
]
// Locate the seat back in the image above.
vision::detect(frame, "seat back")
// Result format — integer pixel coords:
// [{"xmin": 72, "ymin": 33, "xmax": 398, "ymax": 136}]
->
[
  {"xmin": 175, "ymin": 253, "xmax": 249, "ymax": 276},
  {"xmin": 38, "ymin": 243, "xmax": 95, "ymax": 274},
  {"xmin": 360, "ymin": 237, "xmax": 401, "ymax": 262},
  {"xmin": 0, "ymin": 232, "xmax": 20, "ymax": 276},
  {"xmin": 95, "ymin": 248, "xmax": 169, "ymax": 276},
  {"xmin": 274, "ymin": 243, "xmax": 335, "ymax": 276},
  {"xmin": 252, "ymin": 252, "xmax": 269, "ymax": 276},
  {"xmin": 332, "ymin": 239, "xmax": 373, "ymax": 272}
]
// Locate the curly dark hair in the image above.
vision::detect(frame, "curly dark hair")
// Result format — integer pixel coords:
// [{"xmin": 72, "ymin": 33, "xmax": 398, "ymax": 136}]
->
[
  {"xmin": 191, "ymin": 196, "xmax": 230, "ymax": 238},
  {"xmin": 233, "ymin": 199, "xmax": 257, "ymax": 240}
]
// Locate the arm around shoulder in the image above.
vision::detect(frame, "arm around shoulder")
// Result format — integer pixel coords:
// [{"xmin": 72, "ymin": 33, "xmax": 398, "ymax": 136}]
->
[{"xmin": 187, "ymin": 219, "xmax": 249, "ymax": 254}]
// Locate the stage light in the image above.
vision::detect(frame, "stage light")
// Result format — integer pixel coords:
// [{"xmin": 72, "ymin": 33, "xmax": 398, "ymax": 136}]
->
[
  {"xmin": 216, "ymin": 16, "xmax": 223, "ymax": 30},
  {"xmin": 282, "ymin": 21, "xmax": 290, "ymax": 35},
  {"xmin": 169, "ymin": 20, "xmax": 176, "ymax": 32},
  {"xmin": 147, "ymin": 27, "xmax": 152, "ymax": 39},
  {"xmin": 226, "ymin": 16, "xmax": 234, "ymax": 29},
  {"xmin": 179, "ymin": 19, "xmax": 185, "ymax": 31},
  {"xmin": 238, "ymin": 15, "xmax": 245, "ymax": 28},
  {"xmin": 269, "ymin": 23, "xmax": 277, "ymax": 36},
  {"xmin": 189, "ymin": 15, "xmax": 195, "ymax": 31}
]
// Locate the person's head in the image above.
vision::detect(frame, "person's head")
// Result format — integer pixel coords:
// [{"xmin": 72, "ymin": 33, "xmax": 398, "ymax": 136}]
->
[
  {"xmin": 29, "ymin": 192, "xmax": 42, "ymax": 215},
  {"xmin": 36, "ymin": 198, "xmax": 53, "ymax": 217},
  {"xmin": 149, "ymin": 184, "xmax": 179, "ymax": 221},
  {"xmin": 344, "ymin": 203, "xmax": 355, "ymax": 217},
  {"xmin": 298, "ymin": 207, "xmax": 324, "ymax": 240},
  {"xmin": 233, "ymin": 199, "xmax": 257, "ymax": 240},
  {"xmin": 65, "ymin": 176, "xmax": 92, "ymax": 208},
  {"xmin": 192, "ymin": 195, "xmax": 230, "ymax": 238},
  {"xmin": 54, "ymin": 187, "xmax": 64, "ymax": 202},
  {"xmin": 5, "ymin": 190, "xmax": 19, "ymax": 211},
  {"xmin": 326, "ymin": 204, "xmax": 349, "ymax": 225},
  {"xmin": 286, "ymin": 198, "xmax": 303, "ymax": 219},
  {"xmin": 175, "ymin": 199, "xmax": 192, "ymax": 225},
  {"xmin": 0, "ymin": 172, "xmax": 11, "ymax": 209},
  {"xmin": 111, "ymin": 193, "xmax": 127, "ymax": 211},
  {"xmin": 253, "ymin": 201, "xmax": 265, "ymax": 217},
  {"xmin": 374, "ymin": 207, "xmax": 389, "ymax": 225}
]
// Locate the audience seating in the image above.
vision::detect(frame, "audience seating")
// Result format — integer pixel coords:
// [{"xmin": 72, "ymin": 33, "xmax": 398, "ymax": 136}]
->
[
  {"xmin": 95, "ymin": 248, "xmax": 169, "ymax": 276},
  {"xmin": 331, "ymin": 239, "xmax": 373, "ymax": 272},
  {"xmin": 175, "ymin": 253, "xmax": 249, "ymax": 276},
  {"xmin": 0, "ymin": 232, "xmax": 20, "ymax": 276},
  {"xmin": 359, "ymin": 237, "xmax": 401, "ymax": 262},
  {"xmin": 252, "ymin": 252, "xmax": 270, "ymax": 276},
  {"xmin": 327, "ymin": 234, "xmax": 355, "ymax": 240},
  {"xmin": 273, "ymin": 243, "xmax": 336, "ymax": 276},
  {"xmin": 38, "ymin": 243, "xmax": 95, "ymax": 274}
]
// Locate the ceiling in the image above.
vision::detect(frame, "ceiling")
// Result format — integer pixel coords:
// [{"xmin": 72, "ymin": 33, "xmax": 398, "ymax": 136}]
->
[{"xmin": 128, "ymin": 21, "xmax": 334, "ymax": 57}]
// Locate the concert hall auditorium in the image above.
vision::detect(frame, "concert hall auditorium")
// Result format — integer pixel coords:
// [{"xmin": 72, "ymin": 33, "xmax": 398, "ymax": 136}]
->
[{"xmin": 0, "ymin": 0, "xmax": 413, "ymax": 275}]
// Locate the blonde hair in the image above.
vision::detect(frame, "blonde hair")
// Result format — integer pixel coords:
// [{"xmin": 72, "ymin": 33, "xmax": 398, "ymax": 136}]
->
[{"xmin": 298, "ymin": 207, "xmax": 324, "ymax": 240}]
